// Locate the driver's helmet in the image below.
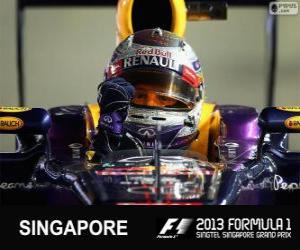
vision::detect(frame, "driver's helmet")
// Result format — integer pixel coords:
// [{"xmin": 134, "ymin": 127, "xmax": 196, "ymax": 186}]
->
[{"xmin": 104, "ymin": 28, "xmax": 205, "ymax": 149}]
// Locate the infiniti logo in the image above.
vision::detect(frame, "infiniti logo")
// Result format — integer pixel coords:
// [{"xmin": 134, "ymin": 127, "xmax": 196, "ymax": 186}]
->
[
  {"xmin": 137, "ymin": 127, "xmax": 156, "ymax": 138},
  {"xmin": 103, "ymin": 115, "xmax": 113, "ymax": 123}
]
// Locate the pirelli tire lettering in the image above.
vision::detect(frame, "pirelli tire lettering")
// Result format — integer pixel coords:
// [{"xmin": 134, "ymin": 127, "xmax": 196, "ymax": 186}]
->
[{"xmin": 0, "ymin": 116, "xmax": 24, "ymax": 130}]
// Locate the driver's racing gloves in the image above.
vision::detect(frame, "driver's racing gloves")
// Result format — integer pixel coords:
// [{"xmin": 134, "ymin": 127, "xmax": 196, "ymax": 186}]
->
[{"xmin": 91, "ymin": 77, "xmax": 135, "ymax": 161}]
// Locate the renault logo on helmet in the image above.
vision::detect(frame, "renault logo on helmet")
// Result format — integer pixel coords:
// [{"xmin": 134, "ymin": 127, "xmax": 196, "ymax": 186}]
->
[{"xmin": 137, "ymin": 127, "xmax": 156, "ymax": 138}]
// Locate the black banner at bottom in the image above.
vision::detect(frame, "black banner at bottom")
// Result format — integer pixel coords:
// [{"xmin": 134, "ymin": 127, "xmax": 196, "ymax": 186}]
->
[{"xmin": 0, "ymin": 206, "xmax": 298, "ymax": 244}]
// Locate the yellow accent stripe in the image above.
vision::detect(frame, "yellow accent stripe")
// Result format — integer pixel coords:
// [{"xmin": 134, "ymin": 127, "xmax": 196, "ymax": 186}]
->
[
  {"xmin": 86, "ymin": 150, "xmax": 96, "ymax": 161},
  {"xmin": 189, "ymin": 102, "xmax": 220, "ymax": 158},
  {"xmin": 86, "ymin": 103, "xmax": 100, "ymax": 143},
  {"xmin": 170, "ymin": 0, "xmax": 187, "ymax": 38},
  {"xmin": 87, "ymin": 103, "xmax": 100, "ymax": 129},
  {"xmin": 0, "ymin": 107, "xmax": 31, "ymax": 113},
  {"xmin": 116, "ymin": 0, "xmax": 134, "ymax": 43}
]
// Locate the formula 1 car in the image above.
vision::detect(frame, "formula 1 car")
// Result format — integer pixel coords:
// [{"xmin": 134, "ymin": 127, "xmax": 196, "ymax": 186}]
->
[
  {"xmin": 0, "ymin": 105, "xmax": 299, "ymax": 205},
  {"xmin": 0, "ymin": 0, "xmax": 299, "ymax": 205}
]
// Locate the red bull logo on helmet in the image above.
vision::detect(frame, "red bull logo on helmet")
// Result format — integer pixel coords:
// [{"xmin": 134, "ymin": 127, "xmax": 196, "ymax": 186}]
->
[
  {"xmin": 136, "ymin": 48, "xmax": 172, "ymax": 58},
  {"xmin": 106, "ymin": 36, "xmax": 202, "ymax": 89}
]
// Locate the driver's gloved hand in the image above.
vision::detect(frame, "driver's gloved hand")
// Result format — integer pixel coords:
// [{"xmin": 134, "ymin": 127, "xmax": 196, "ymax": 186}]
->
[
  {"xmin": 97, "ymin": 77, "xmax": 135, "ymax": 116},
  {"xmin": 98, "ymin": 111, "xmax": 125, "ymax": 136},
  {"xmin": 91, "ymin": 77, "xmax": 135, "ymax": 161},
  {"xmin": 97, "ymin": 77, "xmax": 135, "ymax": 133}
]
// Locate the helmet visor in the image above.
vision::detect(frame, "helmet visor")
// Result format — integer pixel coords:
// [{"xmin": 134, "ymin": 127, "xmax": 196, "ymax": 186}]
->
[{"xmin": 121, "ymin": 68, "xmax": 200, "ymax": 110}]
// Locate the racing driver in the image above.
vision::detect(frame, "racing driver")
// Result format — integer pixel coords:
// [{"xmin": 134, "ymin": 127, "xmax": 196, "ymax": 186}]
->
[{"xmin": 90, "ymin": 28, "xmax": 220, "ymax": 162}]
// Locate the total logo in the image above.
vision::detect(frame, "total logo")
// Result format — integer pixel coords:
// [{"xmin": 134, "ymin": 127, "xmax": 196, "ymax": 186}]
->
[{"xmin": 157, "ymin": 218, "xmax": 193, "ymax": 238}]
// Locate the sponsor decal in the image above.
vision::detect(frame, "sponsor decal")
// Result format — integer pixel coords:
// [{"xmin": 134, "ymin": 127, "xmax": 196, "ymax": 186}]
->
[
  {"xmin": 277, "ymin": 106, "xmax": 300, "ymax": 112},
  {"xmin": 68, "ymin": 143, "xmax": 83, "ymax": 160},
  {"xmin": 284, "ymin": 116, "xmax": 300, "ymax": 129},
  {"xmin": 192, "ymin": 60, "xmax": 201, "ymax": 71},
  {"xmin": 224, "ymin": 142, "xmax": 239, "ymax": 159},
  {"xmin": 136, "ymin": 48, "xmax": 172, "ymax": 58},
  {"xmin": 0, "ymin": 116, "xmax": 24, "ymax": 130},
  {"xmin": 103, "ymin": 115, "xmax": 113, "ymax": 124},
  {"xmin": 273, "ymin": 174, "xmax": 300, "ymax": 191},
  {"xmin": 240, "ymin": 178, "xmax": 273, "ymax": 191},
  {"xmin": 137, "ymin": 127, "xmax": 156, "ymax": 139},
  {"xmin": 240, "ymin": 174, "xmax": 300, "ymax": 191},
  {"xmin": 0, "ymin": 182, "xmax": 47, "ymax": 190},
  {"xmin": 269, "ymin": 1, "xmax": 298, "ymax": 15},
  {"xmin": 0, "ymin": 107, "xmax": 31, "ymax": 112},
  {"xmin": 123, "ymin": 55, "xmax": 179, "ymax": 71}
]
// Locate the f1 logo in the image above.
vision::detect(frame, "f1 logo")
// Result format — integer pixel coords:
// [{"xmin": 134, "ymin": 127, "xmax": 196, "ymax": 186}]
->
[{"xmin": 159, "ymin": 218, "xmax": 193, "ymax": 235}]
